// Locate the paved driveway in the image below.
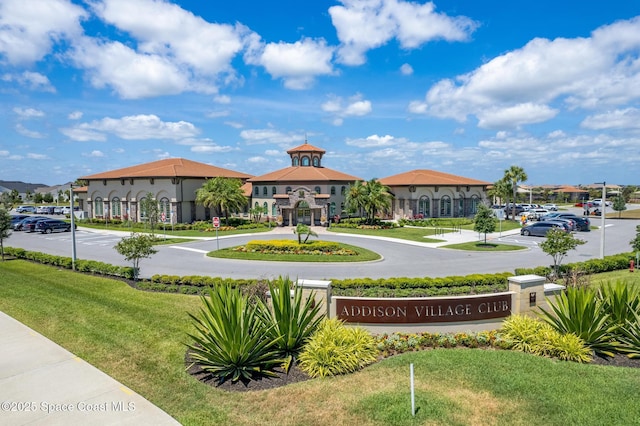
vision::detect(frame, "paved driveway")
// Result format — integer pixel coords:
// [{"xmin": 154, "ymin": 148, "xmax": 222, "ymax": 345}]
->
[{"xmin": 7, "ymin": 206, "xmax": 639, "ymax": 280}]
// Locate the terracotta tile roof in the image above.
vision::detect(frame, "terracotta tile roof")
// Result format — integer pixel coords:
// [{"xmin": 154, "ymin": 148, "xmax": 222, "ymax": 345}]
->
[
  {"xmin": 241, "ymin": 182, "xmax": 252, "ymax": 197},
  {"xmin": 248, "ymin": 166, "xmax": 362, "ymax": 183},
  {"xmin": 79, "ymin": 158, "xmax": 252, "ymax": 180},
  {"xmin": 555, "ymin": 185, "xmax": 588, "ymax": 193},
  {"xmin": 74, "ymin": 186, "xmax": 88, "ymax": 193},
  {"xmin": 286, "ymin": 143, "xmax": 326, "ymax": 154},
  {"xmin": 379, "ymin": 170, "xmax": 490, "ymax": 186}
]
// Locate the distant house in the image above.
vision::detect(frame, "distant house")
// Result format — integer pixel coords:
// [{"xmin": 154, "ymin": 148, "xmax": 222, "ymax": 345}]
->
[
  {"xmin": 79, "ymin": 158, "xmax": 252, "ymax": 223},
  {"xmin": 554, "ymin": 185, "xmax": 589, "ymax": 202},
  {"xmin": 247, "ymin": 143, "xmax": 363, "ymax": 226},
  {"xmin": 0, "ymin": 180, "xmax": 46, "ymax": 202},
  {"xmin": 379, "ymin": 170, "xmax": 490, "ymax": 219}
]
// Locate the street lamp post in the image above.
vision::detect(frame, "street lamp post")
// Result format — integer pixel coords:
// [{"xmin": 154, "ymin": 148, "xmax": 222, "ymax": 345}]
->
[
  {"xmin": 70, "ymin": 184, "xmax": 77, "ymax": 270},
  {"xmin": 595, "ymin": 181, "xmax": 606, "ymax": 259}
]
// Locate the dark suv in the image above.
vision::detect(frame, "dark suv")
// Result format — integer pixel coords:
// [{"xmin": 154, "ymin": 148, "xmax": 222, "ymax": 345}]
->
[
  {"xmin": 35, "ymin": 219, "xmax": 74, "ymax": 233},
  {"xmin": 543, "ymin": 213, "xmax": 590, "ymax": 231}
]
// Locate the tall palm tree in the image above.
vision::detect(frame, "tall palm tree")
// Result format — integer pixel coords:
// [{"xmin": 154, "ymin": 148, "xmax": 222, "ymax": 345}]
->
[
  {"xmin": 363, "ymin": 178, "xmax": 392, "ymax": 224},
  {"xmin": 345, "ymin": 180, "xmax": 366, "ymax": 218},
  {"xmin": 196, "ymin": 177, "xmax": 247, "ymax": 225},
  {"xmin": 489, "ymin": 177, "xmax": 512, "ymax": 218},
  {"xmin": 504, "ymin": 165, "xmax": 528, "ymax": 221}
]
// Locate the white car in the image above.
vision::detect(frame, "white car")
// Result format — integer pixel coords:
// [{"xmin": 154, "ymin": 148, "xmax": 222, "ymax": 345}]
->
[
  {"xmin": 591, "ymin": 199, "xmax": 612, "ymax": 207},
  {"xmin": 542, "ymin": 203, "xmax": 558, "ymax": 211}
]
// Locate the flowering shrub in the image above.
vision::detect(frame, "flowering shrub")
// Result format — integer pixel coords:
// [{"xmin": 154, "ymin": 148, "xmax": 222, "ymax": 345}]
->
[
  {"xmin": 374, "ymin": 330, "xmax": 511, "ymax": 357},
  {"xmin": 236, "ymin": 240, "xmax": 357, "ymax": 256}
]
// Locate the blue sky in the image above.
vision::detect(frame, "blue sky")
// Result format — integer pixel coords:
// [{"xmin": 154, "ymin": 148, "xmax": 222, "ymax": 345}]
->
[{"xmin": 1, "ymin": 0, "xmax": 639, "ymax": 186}]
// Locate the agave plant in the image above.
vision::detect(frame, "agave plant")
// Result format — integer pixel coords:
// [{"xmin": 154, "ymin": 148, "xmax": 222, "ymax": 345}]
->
[
  {"xmin": 598, "ymin": 280, "xmax": 640, "ymax": 329},
  {"xmin": 618, "ymin": 310, "xmax": 640, "ymax": 359},
  {"xmin": 262, "ymin": 276, "xmax": 324, "ymax": 371},
  {"xmin": 539, "ymin": 287, "xmax": 620, "ymax": 357},
  {"xmin": 186, "ymin": 285, "xmax": 283, "ymax": 384}
]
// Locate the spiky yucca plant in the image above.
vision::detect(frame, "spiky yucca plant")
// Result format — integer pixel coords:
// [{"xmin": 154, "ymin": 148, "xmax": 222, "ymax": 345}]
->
[
  {"xmin": 187, "ymin": 285, "xmax": 282, "ymax": 384},
  {"xmin": 262, "ymin": 276, "xmax": 324, "ymax": 371},
  {"xmin": 539, "ymin": 287, "xmax": 619, "ymax": 357}
]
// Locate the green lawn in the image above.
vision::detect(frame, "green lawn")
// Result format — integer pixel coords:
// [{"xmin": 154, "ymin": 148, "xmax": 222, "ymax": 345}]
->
[
  {"xmin": 328, "ymin": 226, "xmax": 447, "ymax": 243},
  {"xmin": 208, "ymin": 242, "xmax": 381, "ymax": 262},
  {"xmin": 441, "ymin": 241, "xmax": 527, "ymax": 251},
  {"xmin": 1, "ymin": 260, "xmax": 640, "ymax": 425}
]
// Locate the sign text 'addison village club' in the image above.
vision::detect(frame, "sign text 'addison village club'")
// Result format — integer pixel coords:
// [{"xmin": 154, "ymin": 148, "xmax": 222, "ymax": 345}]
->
[{"xmin": 336, "ymin": 294, "xmax": 512, "ymax": 324}]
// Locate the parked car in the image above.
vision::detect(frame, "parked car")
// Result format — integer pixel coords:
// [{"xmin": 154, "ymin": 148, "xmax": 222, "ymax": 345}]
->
[
  {"xmin": 22, "ymin": 217, "xmax": 49, "ymax": 233},
  {"xmin": 540, "ymin": 213, "xmax": 577, "ymax": 231},
  {"xmin": 61, "ymin": 206, "xmax": 71, "ymax": 215},
  {"xmin": 520, "ymin": 222, "xmax": 567, "ymax": 237},
  {"xmin": 13, "ymin": 216, "xmax": 45, "ymax": 231},
  {"xmin": 542, "ymin": 212, "xmax": 590, "ymax": 231},
  {"xmin": 504, "ymin": 204, "xmax": 525, "ymax": 215},
  {"xmin": 16, "ymin": 205, "xmax": 37, "ymax": 213},
  {"xmin": 527, "ymin": 208, "xmax": 549, "ymax": 220},
  {"xmin": 591, "ymin": 199, "xmax": 612, "ymax": 207},
  {"xmin": 542, "ymin": 203, "xmax": 558, "ymax": 211},
  {"xmin": 35, "ymin": 219, "xmax": 75, "ymax": 233},
  {"xmin": 53, "ymin": 206, "xmax": 64, "ymax": 215}
]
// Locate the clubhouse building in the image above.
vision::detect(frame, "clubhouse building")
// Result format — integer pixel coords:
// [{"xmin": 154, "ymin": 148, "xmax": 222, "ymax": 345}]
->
[{"xmin": 78, "ymin": 143, "xmax": 490, "ymax": 225}]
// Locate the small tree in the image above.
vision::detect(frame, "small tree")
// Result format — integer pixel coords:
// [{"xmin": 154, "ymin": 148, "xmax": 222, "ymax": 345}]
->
[
  {"xmin": 0, "ymin": 207, "xmax": 12, "ymax": 261},
  {"xmin": 540, "ymin": 228, "xmax": 586, "ymax": 279},
  {"xmin": 612, "ymin": 195, "xmax": 626, "ymax": 218},
  {"xmin": 293, "ymin": 223, "xmax": 317, "ymax": 244},
  {"xmin": 630, "ymin": 225, "xmax": 640, "ymax": 254},
  {"xmin": 473, "ymin": 203, "xmax": 497, "ymax": 244},
  {"xmin": 114, "ymin": 233, "xmax": 158, "ymax": 281},
  {"xmin": 140, "ymin": 192, "xmax": 159, "ymax": 235}
]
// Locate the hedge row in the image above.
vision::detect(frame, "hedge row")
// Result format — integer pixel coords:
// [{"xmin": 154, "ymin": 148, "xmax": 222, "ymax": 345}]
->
[
  {"xmin": 78, "ymin": 218, "xmax": 270, "ymax": 232},
  {"xmin": 398, "ymin": 217, "xmax": 474, "ymax": 227},
  {"xmin": 3, "ymin": 247, "xmax": 135, "ymax": 279},
  {"xmin": 244, "ymin": 240, "xmax": 345, "ymax": 253},
  {"xmin": 514, "ymin": 252, "xmax": 635, "ymax": 278},
  {"xmin": 149, "ymin": 274, "xmax": 259, "ymax": 288},
  {"xmin": 331, "ymin": 273, "xmax": 513, "ymax": 297}
]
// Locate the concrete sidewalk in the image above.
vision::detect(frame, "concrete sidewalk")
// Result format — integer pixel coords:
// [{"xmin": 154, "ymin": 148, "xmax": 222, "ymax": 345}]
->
[{"xmin": 0, "ymin": 311, "xmax": 180, "ymax": 426}]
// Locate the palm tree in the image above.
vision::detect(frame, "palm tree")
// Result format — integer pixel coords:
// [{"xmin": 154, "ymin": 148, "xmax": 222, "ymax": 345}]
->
[
  {"xmin": 293, "ymin": 223, "xmax": 317, "ymax": 244},
  {"xmin": 363, "ymin": 178, "xmax": 392, "ymax": 224},
  {"xmin": 195, "ymin": 177, "xmax": 247, "ymax": 225},
  {"xmin": 504, "ymin": 165, "xmax": 527, "ymax": 221},
  {"xmin": 489, "ymin": 177, "xmax": 512, "ymax": 218},
  {"xmin": 345, "ymin": 180, "xmax": 366, "ymax": 218}
]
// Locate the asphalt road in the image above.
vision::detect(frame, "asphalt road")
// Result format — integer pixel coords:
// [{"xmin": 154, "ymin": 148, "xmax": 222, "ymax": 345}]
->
[{"xmin": 7, "ymin": 206, "xmax": 640, "ymax": 280}]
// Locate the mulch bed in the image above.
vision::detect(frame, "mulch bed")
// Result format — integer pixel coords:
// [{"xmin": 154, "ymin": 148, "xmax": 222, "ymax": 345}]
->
[
  {"xmin": 185, "ymin": 349, "xmax": 640, "ymax": 393},
  {"xmin": 184, "ymin": 351, "xmax": 311, "ymax": 392}
]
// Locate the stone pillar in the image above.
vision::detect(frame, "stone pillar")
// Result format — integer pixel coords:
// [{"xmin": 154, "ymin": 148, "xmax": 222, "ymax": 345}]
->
[
  {"xmin": 298, "ymin": 279, "xmax": 332, "ymax": 318},
  {"xmin": 508, "ymin": 274, "xmax": 546, "ymax": 316}
]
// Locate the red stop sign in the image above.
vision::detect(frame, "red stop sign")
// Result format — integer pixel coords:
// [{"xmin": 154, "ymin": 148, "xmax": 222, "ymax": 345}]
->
[{"xmin": 212, "ymin": 217, "xmax": 220, "ymax": 228}]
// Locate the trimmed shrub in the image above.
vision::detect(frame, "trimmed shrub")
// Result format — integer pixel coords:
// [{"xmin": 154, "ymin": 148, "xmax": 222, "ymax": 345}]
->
[{"xmin": 298, "ymin": 318, "xmax": 378, "ymax": 378}]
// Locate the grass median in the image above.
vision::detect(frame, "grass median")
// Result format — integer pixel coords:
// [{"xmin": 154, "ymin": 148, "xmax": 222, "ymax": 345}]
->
[
  {"xmin": 1, "ymin": 260, "xmax": 640, "ymax": 425},
  {"xmin": 207, "ymin": 242, "xmax": 381, "ymax": 262}
]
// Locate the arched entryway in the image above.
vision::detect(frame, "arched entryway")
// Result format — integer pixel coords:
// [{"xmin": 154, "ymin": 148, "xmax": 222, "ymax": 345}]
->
[{"xmin": 296, "ymin": 200, "xmax": 311, "ymax": 225}]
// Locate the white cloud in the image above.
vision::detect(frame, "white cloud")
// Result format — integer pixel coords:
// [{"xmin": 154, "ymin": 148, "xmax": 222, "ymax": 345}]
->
[
  {"xmin": 0, "ymin": 150, "xmax": 9, "ymax": 156},
  {"xmin": 400, "ymin": 63, "xmax": 413, "ymax": 75},
  {"xmin": 265, "ymin": 149, "xmax": 280, "ymax": 156},
  {"xmin": 213, "ymin": 95, "xmax": 231, "ymax": 104},
  {"xmin": 190, "ymin": 145, "xmax": 233, "ymax": 153},
  {"xmin": 224, "ymin": 121, "xmax": 244, "ymax": 129},
  {"xmin": 68, "ymin": 111, "xmax": 83, "ymax": 120},
  {"xmin": 581, "ymin": 108, "xmax": 640, "ymax": 130},
  {"xmin": 13, "ymin": 107, "xmax": 45, "ymax": 119},
  {"xmin": 329, "ymin": 0, "xmax": 477, "ymax": 65},
  {"xmin": 240, "ymin": 128, "xmax": 303, "ymax": 145},
  {"xmin": 245, "ymin": 37, "xmax": 334, "ymax": 89},
  {"xmin": 15, "ymin": 123, "xmax": 45, "ymax": 138},
  {"xmin": 82, "ymin": 150, "xmax": 105, "ymax": 158},
  {"xmin": 476, "ymin": 103, "xmax": 559, "ymax": 129},
  {"xmin": 0, "ymin": 0, "xmax": 86, "ymax": 65},
  {"xmin": 92, "ymin": 0, "xmax": 246, "ymax": 76},
  {"xmin": 113, "ymin": 148, "xmax": 125, "ymax": 153},
  {"xmin": 322, "ymin": 94, "xmax": 372, "ymax": 125},
  {"xmin": 2, "ymin": 71, "xmax": 56, "ymax": 92},
  {"xmin": 409, "ymin": 17, "xmax": 640, "ymax": 129},
  {"xmin": 247, "ymin": 156, "xmax": 269, "ymax": 164},
  {"xmin": 346, "ymin": 134, "xmax": 397, "ymax": 148},
  {"xmin": 206, "ymin": 110, "xmax": 230, "ymax": 118},
  {"xmin": 26, "ymin": 153, "xmax": 48, "ymax": 160},
  {"xmin": 61, "ymin": 114, "xmax": 199, "ymax": 141}
]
